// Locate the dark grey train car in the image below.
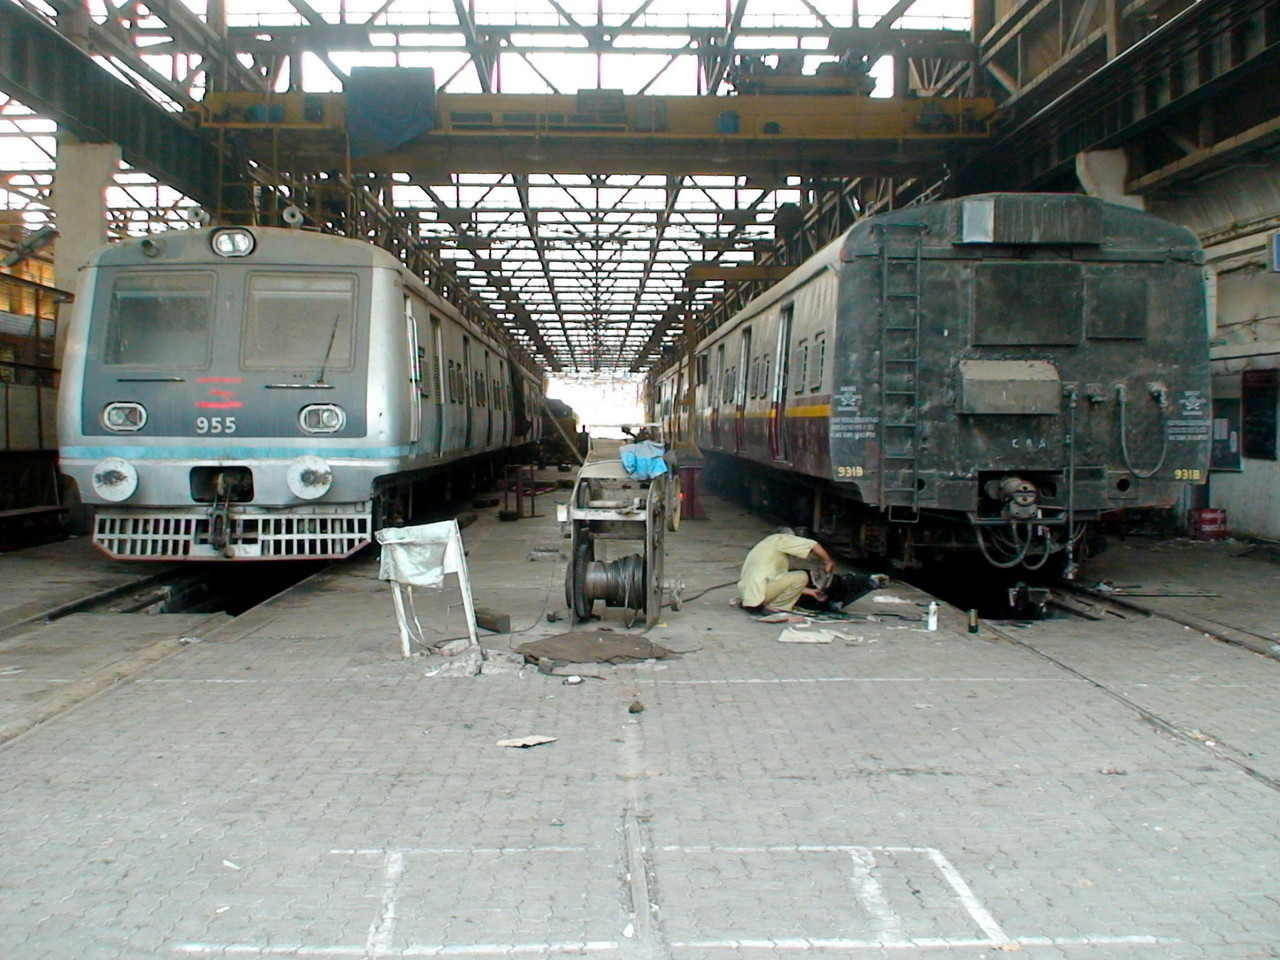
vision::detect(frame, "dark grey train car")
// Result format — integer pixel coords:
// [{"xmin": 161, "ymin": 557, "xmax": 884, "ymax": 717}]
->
[{"xmin": 650, "ymin": 193, "xmax": 1211, "ymax": 574}]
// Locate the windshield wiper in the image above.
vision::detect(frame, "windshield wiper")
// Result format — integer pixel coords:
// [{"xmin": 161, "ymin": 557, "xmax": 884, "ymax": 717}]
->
[{"xmin": 316, "ymin": 312, "xmax": 343, "ymax": 385}]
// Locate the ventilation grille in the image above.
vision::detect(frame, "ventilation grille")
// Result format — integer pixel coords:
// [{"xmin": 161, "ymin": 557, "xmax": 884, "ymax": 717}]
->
[
  {"xmin": 95, "ymin": 513, "xmax": 199, "ymax": 558},
  {"xmin": 257, "ymin": 513, "xmax": 371, "ymax": 558},
  {"xmin": 94, "ymin": 506, "xmax": 371, "ymax": 560}
]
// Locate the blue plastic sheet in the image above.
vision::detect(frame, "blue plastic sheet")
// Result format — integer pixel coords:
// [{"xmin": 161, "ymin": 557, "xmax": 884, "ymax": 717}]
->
[{"xmin": 620, "ymin": 441, "xmax": 669, "ymax": 480}]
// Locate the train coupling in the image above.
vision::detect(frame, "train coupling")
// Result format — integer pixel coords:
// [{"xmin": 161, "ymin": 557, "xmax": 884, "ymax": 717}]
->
[
  {"xmin": 208, "ymin": 469, "xmax": 253, "ymax": 558},
  {"xmin": 986, "ymin": 475, "xmax": 1040, "ymax": 521}
]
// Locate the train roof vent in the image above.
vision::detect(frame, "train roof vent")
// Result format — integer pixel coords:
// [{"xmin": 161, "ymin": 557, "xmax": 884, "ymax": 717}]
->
[{"xmin": 958, "ymin": 195, "xmax": 1102, "ymax": 246}]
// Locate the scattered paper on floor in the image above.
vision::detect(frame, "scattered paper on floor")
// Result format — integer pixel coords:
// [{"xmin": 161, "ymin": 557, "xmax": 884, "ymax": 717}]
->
[
  {"xmin": 497, "ymin": 735, "xmax": 557, "ymax": 748},
  {"xmin": 777, "ymin": 627, "xmax": 844, "ymax": 644}
]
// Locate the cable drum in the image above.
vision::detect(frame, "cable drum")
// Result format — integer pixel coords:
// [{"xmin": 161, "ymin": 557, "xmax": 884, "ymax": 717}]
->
[{"xmin": 582, "ymin": 553, "xmax": 647, "ymax": 609}]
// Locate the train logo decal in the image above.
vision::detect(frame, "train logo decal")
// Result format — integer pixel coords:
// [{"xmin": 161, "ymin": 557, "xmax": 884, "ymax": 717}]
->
[
  {"xmin": 196, "ymin": 376, "xmax": 245, "ymax": 410},
  {"xmin": 1178, "ymin": 390, "xmax": 1207, "ymax": 416}
]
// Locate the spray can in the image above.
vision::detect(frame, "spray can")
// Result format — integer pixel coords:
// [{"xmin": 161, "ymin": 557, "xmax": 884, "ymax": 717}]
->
[
  {"xmin": 968, "ymin": 609, "xmax": 979, "ymax": 634},
  {"xmin": 925, "ymin": 601, "xmax": 938, "ymax": 632}
]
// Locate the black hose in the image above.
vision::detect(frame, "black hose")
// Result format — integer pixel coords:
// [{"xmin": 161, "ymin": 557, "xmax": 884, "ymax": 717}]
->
[
  {"xmin": 973, "ymin": 520, "xmax": 1034, "ymax": 569},
  {"xmin": 1118, "ymin": 385, "xmax": 1169, "ymax": 480}
]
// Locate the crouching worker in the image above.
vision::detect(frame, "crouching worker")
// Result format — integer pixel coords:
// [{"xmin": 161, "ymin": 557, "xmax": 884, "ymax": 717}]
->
[{"xmin": 737, "ymin": 529, "xmax": 836, "ymax": 613}]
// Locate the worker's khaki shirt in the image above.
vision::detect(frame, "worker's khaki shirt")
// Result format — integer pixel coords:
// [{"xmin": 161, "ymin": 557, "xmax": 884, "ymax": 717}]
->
[{"xmin": 737, "ymin": 534, "xmax": 817, "ymax": 608}]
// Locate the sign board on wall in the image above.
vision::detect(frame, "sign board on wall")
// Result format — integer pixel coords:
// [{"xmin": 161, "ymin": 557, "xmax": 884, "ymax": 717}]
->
[{"xmin": 1211, "ymin": 397, "xmax": 1242, "ymax": 471}]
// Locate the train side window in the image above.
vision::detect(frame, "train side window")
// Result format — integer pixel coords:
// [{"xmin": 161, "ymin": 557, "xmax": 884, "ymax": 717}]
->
[
  {"xmin": 794, "ymin": 340, "xmax": 808, "ymax": 395},
  {"xmin": 104, "ymin": 272, "xmax": 214, "ymax": 368},
  {"xmin": 812, "ymin": 334, "xmax": 825, "ymax": 392},
  {"xmin": 695, "ymin": 353, "xmax": 708, "ymax": 386}
]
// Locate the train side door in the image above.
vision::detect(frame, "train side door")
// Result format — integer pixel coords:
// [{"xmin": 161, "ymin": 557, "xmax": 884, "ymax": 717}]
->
[
  {"xmin": 771, "ymin": 304, "xmax": 794, "ymax": 461},
  {"xmin": 674, "ymin": 367, "xmax": 685, "ymax": 441},
  {"xmin": 403, "ymin": 297, "xmax": 422, "ymax": 446},
  {"xmin": 425, "ymin": 313, "xmax": 444, "ymax": 456},
  {"xmin": 711, "ymin": 342, "xmax": 725, "ymax": 447},
  {"xmin": 735, "ymin": 327, "xmax": 751, "ymax": 453},
  {"xmin": 483, "ymin": 350, "xmax": 494, "ymax": 447},
  {"xmin": 461, "ymin": 335, "xmax": 474, "ymax": 449}
]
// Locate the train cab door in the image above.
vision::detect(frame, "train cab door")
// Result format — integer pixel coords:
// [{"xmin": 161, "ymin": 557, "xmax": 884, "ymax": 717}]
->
[
  {"xmin": 735, "ymin": 327, "xmax": 751, "ymax": 453},
  {"xmin": 461, "ymin": 335, "xmax": 474, "ymax": 449},
  {"xmin": 711, "ymin": 342, "xmax": 725, "ymax": 447},
  {"xmin": 770, "ymin": 304, "xmax": 794, "ymax": 461},
  {"xmin": 404, "ymin": 298, "xmax": 422, "ymax": 446}
]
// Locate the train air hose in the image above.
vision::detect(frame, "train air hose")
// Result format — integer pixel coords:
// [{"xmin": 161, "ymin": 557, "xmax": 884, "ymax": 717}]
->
[
  {"xmin": 1117, "ymin": 383, "xmax": 1170, "ymax": 480},
  {"xmin": 972, "ymin": 519, "xmax": 1033, "ymax": 569}
]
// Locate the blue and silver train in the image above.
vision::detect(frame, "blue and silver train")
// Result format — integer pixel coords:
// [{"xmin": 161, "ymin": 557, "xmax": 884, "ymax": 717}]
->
[{"xmin": 58, "ymin": 225, "xmax": 545, "ymax": 560}]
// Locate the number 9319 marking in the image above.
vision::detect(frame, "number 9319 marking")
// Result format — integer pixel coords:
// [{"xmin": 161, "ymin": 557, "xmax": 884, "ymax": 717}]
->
[{"xmin": 196, "ymin": 416, "xmax": 237, "ymax": 434}]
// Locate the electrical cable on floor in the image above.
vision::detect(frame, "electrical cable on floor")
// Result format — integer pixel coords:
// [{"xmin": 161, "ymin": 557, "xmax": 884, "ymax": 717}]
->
[{"xmin": 667, "ymin": 580, "xmax": 737, "ymax": 606}]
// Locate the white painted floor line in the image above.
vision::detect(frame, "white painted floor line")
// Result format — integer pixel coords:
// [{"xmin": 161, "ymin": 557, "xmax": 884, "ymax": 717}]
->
[
  {"xmin": 330, "ymin": 846, "xmax": 589, "ymax": 856},
  {"xmin": 660, "ymin": 845, "xmax": 936, "ymax": 854},
  {"xmin": 848, "ymin": 849, "xmax": 905, "ymax": 945},
  {"xmin": 668, "ymin": 936, "xmax": 1176, "ymax": 951},
  {"xmin": 364, "ymin": 849, "xmax": 404, "ymax": 956},
  {"xmin": 923, "ymin": 848, "xmax": 1009, "ymax": 944},
  {"xmin": 173, "ymin": 942, "xmax": 621, "ymax": 957},
  {"xmin": 647, "ymin": 677, "xmax": 1076, "ymax": 686}
]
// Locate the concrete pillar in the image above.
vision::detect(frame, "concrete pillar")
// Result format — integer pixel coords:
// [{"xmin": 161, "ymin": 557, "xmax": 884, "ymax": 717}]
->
[
  {"xmin": 1075, "ymin": 148, "xmax": 1145, "ymax": 211},
  {"xmin": 52, "ymin": 131, "xmax": 120, "ymax": 363}
]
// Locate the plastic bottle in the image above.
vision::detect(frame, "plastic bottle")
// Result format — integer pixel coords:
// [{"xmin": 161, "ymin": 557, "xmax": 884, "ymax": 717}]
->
[{"xmin": 925, "ymin": 601, "xmax": 938, "ymax": 632}]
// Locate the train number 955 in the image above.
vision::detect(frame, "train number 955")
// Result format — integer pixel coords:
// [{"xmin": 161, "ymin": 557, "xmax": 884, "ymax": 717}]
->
[{"xmin": 195, "ymin": 416, "xmax": 237, "ymax": 434}]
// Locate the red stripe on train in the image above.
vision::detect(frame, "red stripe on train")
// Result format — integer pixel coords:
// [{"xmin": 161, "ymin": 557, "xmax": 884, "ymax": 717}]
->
[{"xmin": 195, "ymin": 401, "xmax": 245, "ymax": 409}]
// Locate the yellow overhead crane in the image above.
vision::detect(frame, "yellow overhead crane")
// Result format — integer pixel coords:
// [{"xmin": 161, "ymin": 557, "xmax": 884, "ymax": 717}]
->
[{"xmin": 198, "ymin": 90, "xmax": 995, "ymax": 180}]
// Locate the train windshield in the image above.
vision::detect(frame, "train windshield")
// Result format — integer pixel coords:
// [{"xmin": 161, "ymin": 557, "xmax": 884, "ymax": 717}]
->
[
  {"xmin": 103, "ymin": 272, "xmax": 213, "ymax": 367},
  {"xmin": 241, "ymin": 273, "xmax": 357, "ymax": 372}
]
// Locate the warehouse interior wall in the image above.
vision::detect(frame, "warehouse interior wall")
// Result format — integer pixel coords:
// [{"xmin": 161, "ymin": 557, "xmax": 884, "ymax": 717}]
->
[{"xmin": 1149, "ymin": 162, "xmax": 1280, "ymax": 540}]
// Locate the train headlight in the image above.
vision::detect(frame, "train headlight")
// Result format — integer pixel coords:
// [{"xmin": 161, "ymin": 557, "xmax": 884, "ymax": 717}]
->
[
  {"xmin": 91, "ymin": 458, "xmax": 138, "ymax": 502},
  {"xmin": 299, "ymin": 403, "xmax": 346, "ymax": 433},
  {"xmin": 286, "ymin": 455, "xmax": 333, "ymax": 500},
  {"xmin": 209, "ymin": 227, "xmax": 255, "ymax": 258},
  {"xmin": 102, "ymin": 401, "xmax": 147, "ymax": 432}
]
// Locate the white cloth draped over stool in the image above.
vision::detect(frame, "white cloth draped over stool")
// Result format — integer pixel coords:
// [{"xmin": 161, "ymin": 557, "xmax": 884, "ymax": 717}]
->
[{"xmin": 376, "ymin": 520, "xmax": 478, "ymax": 657}]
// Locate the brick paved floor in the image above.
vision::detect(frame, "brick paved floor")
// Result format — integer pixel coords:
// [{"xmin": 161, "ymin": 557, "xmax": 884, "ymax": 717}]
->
[{"xmin": 1, "ymin": 487, "xmax": 1278, "ymax": 959}]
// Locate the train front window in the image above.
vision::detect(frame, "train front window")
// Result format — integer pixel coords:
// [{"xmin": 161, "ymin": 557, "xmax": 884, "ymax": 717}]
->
[
  {"xmin": 103, "ymin": 272, "xmax": 213, "ymax": 367},
  {"xmin": 242, "ymin": 273, "xmax": 357, "ymax": 372}
]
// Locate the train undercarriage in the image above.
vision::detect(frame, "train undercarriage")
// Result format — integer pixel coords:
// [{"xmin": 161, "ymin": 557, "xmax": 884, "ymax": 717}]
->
[{"xmin": 702, "ymin": 451, "xmax": 1104, "ymax": 578}]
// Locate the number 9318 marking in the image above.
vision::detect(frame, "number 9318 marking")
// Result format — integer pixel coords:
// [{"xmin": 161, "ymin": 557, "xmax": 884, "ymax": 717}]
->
[{"xmin": 195, "ymin": 416, "xmax": 237, "ymax": 434}]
